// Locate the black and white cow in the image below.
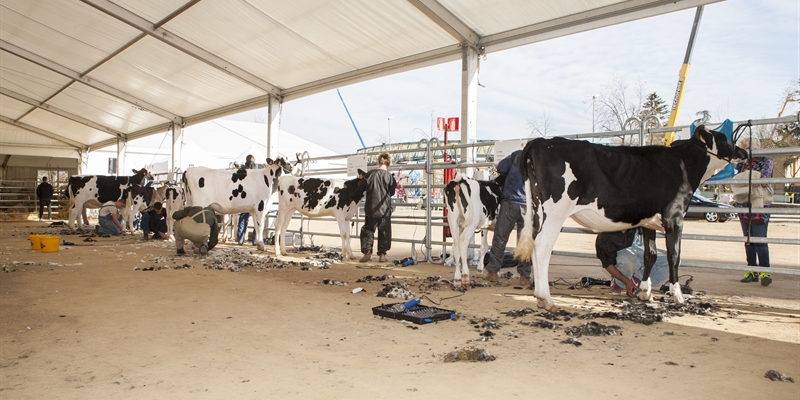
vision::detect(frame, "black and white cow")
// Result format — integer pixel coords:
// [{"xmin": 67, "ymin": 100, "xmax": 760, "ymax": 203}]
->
[
  {"xmin": 444, "ymin": 173, "xmax": 503, "ymax": 287},
  {"xmin": 163, "ymin": 185, "xmax": 185, "ymax": 238},
  {"xmin": 123, "ymin": 185, "xmax": 166, "ymax": 233},
  {"xmin": 273, "ymin": 171, "xmax": 367, "ymax": 259},
  {"xmin": 64, "ymin": 168, "xmax": 150, "ymax": 232},
  {"xmin": 183, "ymin": 158, "xmax": 293, "ymax": 250},
  {"xmin": 514, "ymin": 126, "xmax": 747, "ymax": 311}
]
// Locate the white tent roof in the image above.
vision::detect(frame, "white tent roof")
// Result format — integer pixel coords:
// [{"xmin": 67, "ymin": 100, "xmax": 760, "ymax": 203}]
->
[{"xmin": 1, "ymin": 0, "xmax": 718, "ymax": 158}]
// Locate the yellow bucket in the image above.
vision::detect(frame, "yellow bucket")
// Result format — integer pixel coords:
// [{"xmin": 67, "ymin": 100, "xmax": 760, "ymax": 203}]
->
[
  {"xmin": 30, "ymin": 235, "xmax": 42, "ymax": 251},
  {"xmin": 40, "ymin": 235, "xmax": 60, "ymax": 253}
]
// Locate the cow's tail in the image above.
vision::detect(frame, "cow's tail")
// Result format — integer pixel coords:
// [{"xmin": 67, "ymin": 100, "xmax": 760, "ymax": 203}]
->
[{"xmin": 514, "ymin": 142, "xmax": 536, "ymax": 262}]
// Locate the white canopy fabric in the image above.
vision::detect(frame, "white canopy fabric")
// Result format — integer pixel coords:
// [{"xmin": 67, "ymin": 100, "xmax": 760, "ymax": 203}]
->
[{"xmin": 0, "ymin": 0, "xmax": 719, "ymax": 159}]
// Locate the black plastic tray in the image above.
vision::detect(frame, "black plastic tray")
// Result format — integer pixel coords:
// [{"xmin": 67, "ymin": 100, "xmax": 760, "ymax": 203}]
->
[{"xmin": 372, "ymin": 303, "xmax": 455, "ymax": 324}]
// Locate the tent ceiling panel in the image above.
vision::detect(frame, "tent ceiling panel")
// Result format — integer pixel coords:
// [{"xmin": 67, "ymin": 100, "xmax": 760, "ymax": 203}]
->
[
  {"xmin": 115, "ymin": 0, "xmax": 196, "ymax": 23},
  {"xmin": 23, "ymin": 108, "xmax": 116, "ymax": 145},
  {"xmin": 88, "ymin": 36, "xmax": 264, "ymax": 117},
  {"xmin": 440, "ymin": 0, "xmax": 621, "ymax": 36},
  {"xmin": 48, "ymin": 84, "xmax": 169, "ymax": 134},
  {"xmin": 0, "ymin": 94, "xmax": 36, "ymax": 120},
  {"xmin": 0, "ymin": 0, "xmax": 141, "ymax": 72},
  {"xmin": 0, "ymin": 0, "xmax": 720, "ymax": 158},
  {"xmin": 0, "ymin": 120, "xmax": 75, "ymax": 148},
  {"xmin": 0, "ymin": 52, "xmax": 72, "ymax": 101}
]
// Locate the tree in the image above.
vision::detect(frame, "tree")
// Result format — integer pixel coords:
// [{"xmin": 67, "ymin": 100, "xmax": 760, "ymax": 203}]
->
[
  {"xmin": 639, "ymin": 92, "xmax": 668, "ymax": 144},
  {"xmin": 694, "ymin": 110, "xmax": 712, "ymax": 125},
  {"xmin": 594, "ymin": 75, "xmax": 649, "ymax": 144},
  {"xmin": 527, "ymin": 111, "xmax": 555, "ymax": 138}
]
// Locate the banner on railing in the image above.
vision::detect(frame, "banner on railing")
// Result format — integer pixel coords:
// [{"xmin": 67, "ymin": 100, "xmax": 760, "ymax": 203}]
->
[
  {"xmin": 347, "ymin": 155, "xmax": 368, "ymax": 177},
  {"xmin": 494, "ymin": 139, "xmax": 528, "ymax": 164}
]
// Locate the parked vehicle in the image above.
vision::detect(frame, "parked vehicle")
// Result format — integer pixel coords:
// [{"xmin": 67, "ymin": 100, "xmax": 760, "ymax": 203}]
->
[{"xmin": 686, "ymin": 194, "xmax": 736, "ymax": 223}]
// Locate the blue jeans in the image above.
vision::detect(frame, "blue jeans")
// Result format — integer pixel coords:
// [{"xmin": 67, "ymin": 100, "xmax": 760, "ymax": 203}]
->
[
  {"xmin": 237, "ymin": 213, "xmax": 256, "ymax": 245},
  {"xmin": 740, "ymin": 220, "xmax": 769, "ymax": 267},
  {"xmin": 98, "ymin": 214, "xmax": 121, "ymax": 235}
]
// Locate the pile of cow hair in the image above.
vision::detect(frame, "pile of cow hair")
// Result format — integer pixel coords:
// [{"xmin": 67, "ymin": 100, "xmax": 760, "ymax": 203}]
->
[
  {"xmin": 375, "ymin": 281, "xmax": 415, "ymax": 300},
  {"xmin": 580, "ymin": 298, "xmax": 720, "ymax": 325},
  {"xmin": 442, "ymin": 347, "xmax": 496, "ymax": 362}
]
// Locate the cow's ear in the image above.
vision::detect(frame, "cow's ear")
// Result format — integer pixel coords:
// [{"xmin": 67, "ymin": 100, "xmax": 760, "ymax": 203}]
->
[
  {"xmin": 694, "ymin": 125, "xmax": 714, "ymax": 149},
  {"xmin": 132, "ymin": 169, "xmax": 139, "ymax": 174},
  {"xmin": 266, "ymin": 158, "xmax": 274, "ymax": 165},
  {"xmin": 357, "ymin": 168, "xmax": 366, "ymax": 178}
]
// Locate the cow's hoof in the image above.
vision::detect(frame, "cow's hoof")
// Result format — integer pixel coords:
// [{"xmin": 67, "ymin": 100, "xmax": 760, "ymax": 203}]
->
[
  {"xmin": 670, "ymin": 283, "xmax": 686, "ymax": 303},
  {"xmin": 461, "ymin": 278, "xmax": 469, "ymax": 288},
  {"xmin": 453, "ymin": 279, "xmax": 462, "ymax": 288},
  {"xmin": 256, "ymin": 243, "xmax": 265, "ymax": 251},
  {"xmin": 537, "ymin": 299, "xmax": 557, "ymax": 312},
  {"xmin": 637, "ymin": 279, "xmax": 652, "ymax": 301}
]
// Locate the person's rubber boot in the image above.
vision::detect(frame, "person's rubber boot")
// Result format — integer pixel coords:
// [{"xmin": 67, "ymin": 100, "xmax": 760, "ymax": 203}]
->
[
  {"xmin": 177, "ymin": 248, "xmax": 186, "ymax": 256},
  {"xmin": 359, "ymin": 251, "xmax": 372, "ymax": 263},
  {"xmin": 519, "ymin": 275, "xmax": 531, "ymax": 287},
  {"xmin": 199, "ymin": 244, "xmax": 208, "ymax": 256},
  {"xmin": 378, "ymin": 253, "xmax": 388, "ymax": 263},
  {"xmin": 485, "ymin": 271, "xmax": 499, "ymax": 283},
  {"xmin": 740, "ymin": 271, "xmax": 758, "ymax": 283},
  {"xmin": 759, "ymin": 272, "xmax": 772, "ymax": 287}
]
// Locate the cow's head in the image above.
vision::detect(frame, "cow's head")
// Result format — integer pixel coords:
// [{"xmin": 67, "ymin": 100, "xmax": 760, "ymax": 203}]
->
[
  {"xmin": 692, "ymin": 125, "xmax": 748, "ymax": 163},
  {"xmin": 267, "ymin": 157, "xmax": 294, "ymax": 175},
  {"xmin": 130, "ymin": 168, "xmax": 151, "ymax": 185}
]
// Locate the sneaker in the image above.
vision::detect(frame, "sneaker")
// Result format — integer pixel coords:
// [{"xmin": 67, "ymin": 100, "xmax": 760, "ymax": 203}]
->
[
  {"xmin": 740, "ymin": 271, "xmax": 758, "ymax": 283},
  {"xmin": 609, "ymin": 281, "xmax": 624, "ymax": 294},
  {"xmin": 359, "ymin": 252, "xmax": 372, "ymax": 263},
  {"xmin": 199, "ymin": 244, "xmax": 208, "ymax": 256},
  {"xmin": 176, "ymin": 248, "xmax": 186, "ymax": 256},
  {"xmin": 485, "ymin": 271, "xmax": 499, "ymax": 283},
  {"xmin": 94, "ymin": 225, "xmax": 100, "ymax": 234},
  {"xmin": 378, "ymin": 254, "xmax": 388, "ymax": 262},
  {"xmin": 759, "ymin": 273, "xmax": 772, "ymax": 287}
]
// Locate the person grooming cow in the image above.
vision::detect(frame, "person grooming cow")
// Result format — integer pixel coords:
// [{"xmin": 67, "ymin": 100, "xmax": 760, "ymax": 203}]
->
[
  {"xmin": 173, "ymin": 206, "xmax": 220, "ymax": 256},
  {"xmin": 97, "ymin": 200, "xmax": 125, "ymax": 235},
  {"xmin": 141, "ymin": 202, "xmax": 168, "ymax": 240},
  {"xmin": 359, "ymin": 152, "xmax": 397, "ymax": 263},
  {"xmin": 595, "ymin": 229, "xmax": 669, "ymax": 297},
  {"xmin": 484, "ymin": 149, "xmax": 533, "ymax": 286}
]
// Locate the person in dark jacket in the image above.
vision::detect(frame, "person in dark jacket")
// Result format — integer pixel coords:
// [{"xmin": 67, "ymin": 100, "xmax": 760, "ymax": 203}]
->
[
  {"xmin": 141, "ymin": 202, "xmax": 168, "ymax": 240},
  {"xmin": 173, "ymin": 206, "xmax": 220, "ymax": 256},
  {"xmin": 237, "ymin": 154, "xmax": 257, "ymax": 245},
  {"xmin": 36, "ymin": 176, "xmax": 54, "ymax": 221},
  {"xmin": 484, "ymin": 149, "xmax": 532, "ymax": 285},
  {"xmin": 359, "ymin": 152, "xmax": 397, "ymax": 263}
]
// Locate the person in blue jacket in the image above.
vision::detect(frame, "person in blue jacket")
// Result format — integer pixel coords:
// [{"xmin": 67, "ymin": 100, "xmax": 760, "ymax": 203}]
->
[{"xmin": 483, "ymin": 149, "xmax": 532, "ymax": 286}]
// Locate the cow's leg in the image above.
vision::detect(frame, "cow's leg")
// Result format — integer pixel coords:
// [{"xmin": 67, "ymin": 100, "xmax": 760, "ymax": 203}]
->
[
  {"xmin": 458, "ymin": 220, "xmax": 482, "ymax": 287},
  {"xmin": 81, "ymin": 206, "xmax": 89, "ymax": 229},
  {"xmin": 337, "ymin": 217, "xmax": 354, "ymax": 259},
  {"xmin": 664, "ymin": 220, "xmax": 686, "ymax": 303},
  {"xmin": 446, "ymin": 215, "xmax": 465, "ymax": 287},
  {"xmin": 638, "ymin": 228, "xmax": 657, "ymax": 301},
  {"xmin": 254, "ymin": 210, "xmax": 266, "ymax": 251},
  {"xmin": 531, "ymin": 222, "xmax": 562, "ymax": 312},
  {"xmin": 274, "ymin": 210, "xmax": 293, "ymax": 256},
  {"xmin": 67, "ymin": 202, "xmax": 79, "ymax": 232}
]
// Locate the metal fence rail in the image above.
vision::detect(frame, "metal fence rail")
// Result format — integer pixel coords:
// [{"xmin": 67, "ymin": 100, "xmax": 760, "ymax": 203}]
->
[{"xmin": 0, "ymin": 179, "xmax": 66, "ymax": 220}]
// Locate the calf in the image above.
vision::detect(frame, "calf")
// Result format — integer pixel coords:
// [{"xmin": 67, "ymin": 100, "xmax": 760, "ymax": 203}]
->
[
  {"xmin": 64, "ymin": 168, "xmax": 150, "ymax": 232},
  {"xmin": 273, "ymin": 171, "xmax": 367, "ymax": 259},
  {"xmin": 514, "ymin": 126, "xmax": 747, "ymax": 310},
  {"xmin": 123, "ymin": 185, "xmax": 166, "ymax": 233},
  {"xmin": 183, "ymin": 158, "xmax": 292, "ymax": 250},
  {"xmin": 163, "ymin": 185, "xmax": 185, "ymax": 238},
  {"xmin": 444, "ymin": 173, "xmax": 503, "ymax": 287}
]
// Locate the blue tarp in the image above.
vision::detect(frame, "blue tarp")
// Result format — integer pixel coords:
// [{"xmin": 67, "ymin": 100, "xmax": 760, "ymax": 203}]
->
[{"xmin": 691, "ymin": 119, "xmax": 736, "ymax": 181}]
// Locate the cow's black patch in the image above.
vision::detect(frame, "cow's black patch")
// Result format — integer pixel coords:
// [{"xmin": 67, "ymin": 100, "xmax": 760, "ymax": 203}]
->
[
  {"xmin": 478, "ymin": 181, "xmax": 502, "ymax": 221},
  {"xmin": 298, "ymin": 178, "xmax": 328, "ymax": 210},
  {"xmin": 325, "ymin": 197, "xmax": 336, "ymax": 208},
  {"xmin": 258, "ymin": 200, "xmax": 265, "ymax": 212},
  {"xmin": 335, "ymin": 177, "xmax": 367, "ymax": 210},
  {"xmin": 288, "ymin": 185, "xmax": 295, "ymax": 195},
  {"xmin": 232, "ymin": 169, "xmax": 247, "ymax": 183},
  {"xmin": 264, "ymin": 175, "xmax": 269, "ymax": 187},
  {"xmin": 199, "ymin": 177, "xmax": 205, "ymax": 188}
]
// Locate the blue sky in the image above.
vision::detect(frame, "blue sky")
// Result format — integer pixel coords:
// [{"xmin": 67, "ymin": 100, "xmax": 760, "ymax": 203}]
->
[{"xmin": 226, "ymin": 0, "xmax": 799, "ymax": 155}]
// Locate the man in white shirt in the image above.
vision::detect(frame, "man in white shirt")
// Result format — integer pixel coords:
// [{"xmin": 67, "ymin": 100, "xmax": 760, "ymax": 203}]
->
[{"xmin": 97, "ymin": 200, "xmax": 125, "ymax": 235}]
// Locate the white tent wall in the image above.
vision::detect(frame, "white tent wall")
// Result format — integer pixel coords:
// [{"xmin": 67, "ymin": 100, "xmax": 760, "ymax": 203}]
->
[{"xmin": 84, "ymin": 120, "xmax": 341, "ymax": 177}]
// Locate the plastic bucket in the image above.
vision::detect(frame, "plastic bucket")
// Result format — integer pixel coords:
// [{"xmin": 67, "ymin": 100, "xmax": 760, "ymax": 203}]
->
[
  {"xmin": 40, "ymin": 235, "xmax": 60, "ymax": 253},
  {"xmin": 30, "ymin": 235, "xmax": 42, "ymax": 251}
]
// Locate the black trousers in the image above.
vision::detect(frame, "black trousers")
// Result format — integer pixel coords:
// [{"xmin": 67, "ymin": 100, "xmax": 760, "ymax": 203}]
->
[
  {"xmin": 360, "ymin": 216, "xmax": 391, "ymax": 255},
  {"xmin": 39, "ymin": 198, "xmax": 52, "ymax": 219}
]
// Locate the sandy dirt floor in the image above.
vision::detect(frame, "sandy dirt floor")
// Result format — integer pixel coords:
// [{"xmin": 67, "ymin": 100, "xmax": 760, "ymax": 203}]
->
[{"xmin": 1, "ymin": 213, "xmax": 798, "ymax": 400}]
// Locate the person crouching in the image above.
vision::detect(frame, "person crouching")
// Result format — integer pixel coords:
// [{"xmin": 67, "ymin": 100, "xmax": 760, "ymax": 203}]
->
[{"xmin": 173, "ymin": 206, "xmax": 220, "ymax": 256}]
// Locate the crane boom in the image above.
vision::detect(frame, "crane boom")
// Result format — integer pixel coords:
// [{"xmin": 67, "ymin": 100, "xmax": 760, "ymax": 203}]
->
[{"xmin": 664, "ymin": 6, "xmax": 704, "ymax": 145}]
